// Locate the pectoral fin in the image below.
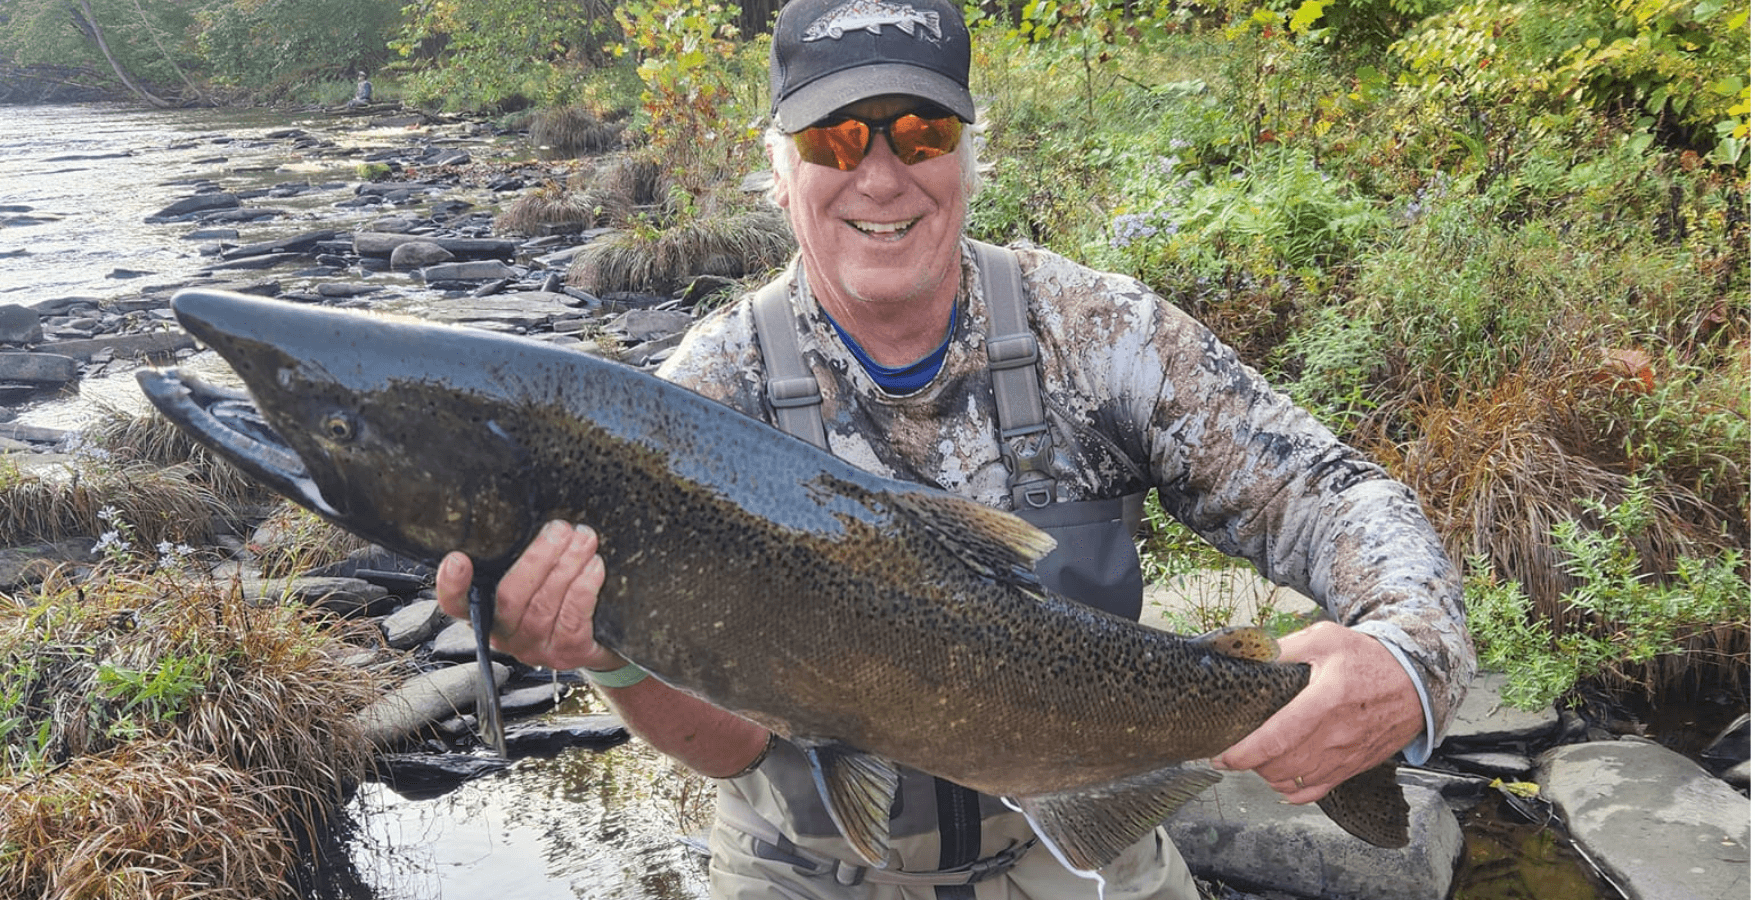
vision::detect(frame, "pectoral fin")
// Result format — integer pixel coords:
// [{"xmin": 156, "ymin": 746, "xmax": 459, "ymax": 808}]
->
[
  {"xmin": 1013, "ymin": 764, "xmax": 1223, "ymax": 872},
  {"xmin": 1316, "ymin": 762, "xmax": 1410, "ymax": 848},
  {"xmin": 804, "ymin": 744, "xmax": 900, "ymax": 866}
]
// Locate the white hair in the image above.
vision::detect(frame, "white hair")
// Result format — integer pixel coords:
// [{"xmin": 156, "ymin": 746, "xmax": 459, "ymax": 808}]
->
[{"xmin": 762, "ymin": 113, "xmax": 986, "ymax": 206}]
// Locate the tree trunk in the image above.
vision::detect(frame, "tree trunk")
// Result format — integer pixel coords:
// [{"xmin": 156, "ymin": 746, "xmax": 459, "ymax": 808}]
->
[{"xmin": 72, "ymin": 0, "xmax": 174, "ymax": 108}]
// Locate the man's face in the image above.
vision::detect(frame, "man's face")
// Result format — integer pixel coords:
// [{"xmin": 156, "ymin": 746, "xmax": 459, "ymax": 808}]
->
[{"xmin": 774, "ymin": 95, "xmax": 967, "ymax": 322}]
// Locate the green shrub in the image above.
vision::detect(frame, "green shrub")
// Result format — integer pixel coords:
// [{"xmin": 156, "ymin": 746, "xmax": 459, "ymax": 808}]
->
[{"xmin": 1465, "ymin": 481, "xmax": 1750, "ymax": 709}]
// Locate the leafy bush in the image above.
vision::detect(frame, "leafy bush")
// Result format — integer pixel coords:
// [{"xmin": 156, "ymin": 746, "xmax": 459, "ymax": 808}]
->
[
  {"xmin": 1465, "ymin": 482, "xmax": 1750, "ymax": 709},
  {"xmin": 390, "ymin": 0, "xmax": 617, "ymax": 110},
  {"xmin": 1393, "ymin": 0, "xmax": 1749, "ymax": 163}
]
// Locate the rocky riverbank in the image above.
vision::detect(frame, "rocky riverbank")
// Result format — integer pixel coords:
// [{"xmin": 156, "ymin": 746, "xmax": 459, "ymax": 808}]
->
[{"xmin": 0, "ymin": 108, "xmax": 1746, "ymax": 900}]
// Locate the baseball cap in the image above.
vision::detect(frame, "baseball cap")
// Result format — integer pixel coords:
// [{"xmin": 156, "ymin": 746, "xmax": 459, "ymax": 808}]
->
[{"xmin": 769, "ymin": 0, "xmax": 975, "ymax": 133}]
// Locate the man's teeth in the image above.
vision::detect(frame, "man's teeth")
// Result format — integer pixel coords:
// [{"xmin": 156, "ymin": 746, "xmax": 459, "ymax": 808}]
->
[{"xmin": 851, "ymin": 219, "xmax": 916, "ymax": 237}]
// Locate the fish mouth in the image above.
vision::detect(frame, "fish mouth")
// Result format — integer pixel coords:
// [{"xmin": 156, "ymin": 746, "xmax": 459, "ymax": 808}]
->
[{"xmin": 135, "ymin": 368, "xmax": 338, "ymax": 518}]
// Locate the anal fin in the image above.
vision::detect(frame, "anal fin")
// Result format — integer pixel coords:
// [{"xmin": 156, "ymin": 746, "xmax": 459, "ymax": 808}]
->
[
  {"xmin": 1014, "ymin": 764, "xmax": 1222, "ymax": 873},
  {"xmin": 1316, "ymin": 762, "xmax": 1410, "ymax": 848},
  {"xmin": 804, "ymin": 744, "xmax": 900, "ymax": 867}
]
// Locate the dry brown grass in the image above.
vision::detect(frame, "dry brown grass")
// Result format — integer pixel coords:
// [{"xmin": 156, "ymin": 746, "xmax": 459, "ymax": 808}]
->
[
  {"xmin": 529, "ymin": 104, "xmax": 625, "ymax": 159},
  {"xmin": 91, "ymin": 407, "xmax": 265, "ymax": 507},
  {"xmin": 0, "ymin": 458, "xmax": 224, "ymax": 550},
  {"xmin": 567, "ymin": 207, "xmax": 795, "ymax": 296},
  {"xmin": 0, "ymin": 567, "xmax": 386, "ymax": 900},
  {"xmin": 249, "ymin": 502, "xmax": 372, "ymax": 579}
]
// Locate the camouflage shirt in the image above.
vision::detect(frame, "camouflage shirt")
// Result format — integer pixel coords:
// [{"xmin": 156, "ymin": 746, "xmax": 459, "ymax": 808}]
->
[{"xmin": 658, "ymin": 240, "xmax": 1475, "ymax": 754}]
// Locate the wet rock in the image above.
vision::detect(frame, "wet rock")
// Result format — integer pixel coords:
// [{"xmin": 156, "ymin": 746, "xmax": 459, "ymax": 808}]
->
[
  {"xmin": 1445, "ymin": 750, "xmax": 1533, "ymax": 778},
  {"xmin": 238, "ymin": 575, "xmax": 393, "ymax": 618},
  {"xmin": 389, "ymin": 240, "xmax": 453, "ymax": 269},
  {"xmin": 608, "ymin": 308, "xmax": 695, "ymax": 342},
  {"xmin": 381, "ymin": 598, "xmax": 450, "ymax": 650},
  {"xmin": 41, "ymin": 331, "xmax": 196, "ymax": 362},
  {"xmin": 203, "ymin": 251, "xmax": 305, "ymax": 270},
  {"xmin": 417, "ymin": 291, "xmax": 584, "ymax": 329},
  {"xmin": 1165, "ymin": 770, "xmax": 1463, "ymax": 900},
  {"xmin": 219, "ymin": 228, "xmax": 339, "ymax": 260},
  {"xmin": 1538, "ymin": 740, "xmax": 1750, "ymax": 900},
  {"xmin": 351, "ymin": 661, "xmax": 509, "ymax": 749},
  {"xmin": 105, "ymin": 267, "xmax": 154, "ymax": 279},
  {"xmin": 1440, "ymin": 671, "xmax": 1560, "ymax": 748},
  {"xmin": 505, "ymin": 714, "xmax": 631, "ymax": 756},
  {"xmin": 0, "ymin": 351, "xmax": 78, "ymax": 385},
  {"xmin": 0, "ymin": 305, "xmax": 43, "ymax": 344},
  {"xmin": 374, "ymin": 752, "xmax": 513, "ymax": 800},
  {"xmin": 353, "ymin": 231, "xmax": 517, "ymax": 259},
  {"xmin": 500, "ymin": 681, "xmax": 570, "ymax": 717},
  {"xmin": 316, "ymin": 283, "xmax": 382, "ymax": 298},
  {"xmin": 432, "ymin": 618, "xmax": 515, "ymax": 662},
  {"xmin": 1398, "ymin": 769, "xmax": 1488, "ymax": 812},
  {"xmin": 147, "ymin": 191, "xmax": 239, "ymax": 222},
  {"xmin": 420, "ymin": 260, "xmax": 519, "ymax": 283}
]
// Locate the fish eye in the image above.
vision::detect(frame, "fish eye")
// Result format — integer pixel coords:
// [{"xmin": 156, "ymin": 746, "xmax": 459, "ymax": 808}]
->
[{"xmin": 321, "ymin": 412, "xmax": 358, "ymax": 443}]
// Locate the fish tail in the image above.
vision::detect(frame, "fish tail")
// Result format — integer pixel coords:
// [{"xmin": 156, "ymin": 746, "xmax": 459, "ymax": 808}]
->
[{"xmin": 1316, "ymin": 762, "xmax": 1410, "ymax": 848}]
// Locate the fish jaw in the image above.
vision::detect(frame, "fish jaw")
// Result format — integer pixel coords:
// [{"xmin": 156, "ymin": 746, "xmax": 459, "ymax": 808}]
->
[
  {"xmin": 160, "ymin": 289, "xmax": 543, "ymax": 575},
  {"xmin": 135, "ymin": 368, "xmax": 338, "ymax": 519}
]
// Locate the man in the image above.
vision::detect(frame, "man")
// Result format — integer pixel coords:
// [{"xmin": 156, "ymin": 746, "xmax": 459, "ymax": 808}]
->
[
  {"xmin": 345, "ymin": 71, "xmax": 373, "ymax": 108},
  {"xmin": 435, "ymin": 0, "xmax": 1474, "ymax": 896}
]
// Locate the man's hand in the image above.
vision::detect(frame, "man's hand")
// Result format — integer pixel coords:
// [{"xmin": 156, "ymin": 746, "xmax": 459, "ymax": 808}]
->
[
  {"xmin": 435, "ymin": 520, "xmax": 620, "ymax": 672},
  {"xmin": 1213, "ymin": 621, "xmax": 1423, "ymax": 804}
]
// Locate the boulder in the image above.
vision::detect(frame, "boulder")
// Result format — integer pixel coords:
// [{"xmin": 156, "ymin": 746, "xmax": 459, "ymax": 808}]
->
[
  {"xmin": 420, "ymin": 260, "xmax": 519, "ymax": 283},
  {"xmin": 1166, "ymin": 770, "xmax": 1463, "ymax": 900},
  {"xmin": 0, "ymin": 305, "xmax": 43, "ymax": 344},
  {"xmin": 351, "ymin": 662, "xmax": 509, "ymax": 749},
  {"xmin": 389, "ymin": 240, "xmax": 453, "ymax": 270},
  {"xmin": 1538, "ymin": 740, "xmax": 1750, "ymax": 900}
]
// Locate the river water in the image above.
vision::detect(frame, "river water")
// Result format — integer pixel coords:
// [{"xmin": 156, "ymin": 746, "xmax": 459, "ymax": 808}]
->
[
  {"xmin": 1, "ymin": 103, "xmax": 1641, "ymax": 900},
  {"xmin": 4, "ymin": 102, "xmax": 710, "ymax": 898}
]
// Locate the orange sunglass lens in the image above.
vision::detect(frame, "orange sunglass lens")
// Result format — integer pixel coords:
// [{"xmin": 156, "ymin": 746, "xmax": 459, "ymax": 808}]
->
[
  {"xmin": 795, "ymin": 119, "xmax": 870, "ymax": 171},
  {"xmin": 890, "ymin": 115, "xmax": 962, "ymax": 164},
  {"xmin": 794, "ymin": 114, "xmax": 963, "ymax": 171}
]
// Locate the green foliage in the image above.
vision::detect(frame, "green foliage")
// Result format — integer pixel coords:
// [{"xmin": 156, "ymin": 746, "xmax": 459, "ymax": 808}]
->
[
  {"xmin": 1465, "ymin": 482, "xmax": 1751, "ymax": 709},
  {"xmin": 1094, "ymin": 149, "xmax": 1387, "ymax": 285},
  {"xmin": 0, "ymin": 0, "xmax": 208, "ymax": 89},
  {"xmin": 195, "ymin": 0, "xmax": 402, "ymax": 89},
  {"xmin": 611, "ymin": 0, "xmax": 758, "ymax": 195},
  {"xmin": 391, "ymin": 0, "xmax": 617, "ymax": 110},
  {"xmin": 1393, "ymin": 0, "xmax": 1750, "ymax": 162},
  {"xmin": 94, "ymin": 652, "xmax": 213, "ymax": 740}
]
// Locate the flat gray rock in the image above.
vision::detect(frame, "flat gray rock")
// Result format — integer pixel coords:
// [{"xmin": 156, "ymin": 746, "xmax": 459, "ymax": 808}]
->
[
  {"xmin": 1441, "ymin": 671, "xmax": 1560, "ymax": 747},
  {"xmin": 1165, "ymin": 769, "xmax": 1463, "ymax": 900},
  {"xmin": 0, "ymin": 351, "xmax": 77, "ymax": 385},
  {"xmin": 1538, "ymin": 740, "xmax": 1750, "ymax": 900},
  {"xmin": 381, "ymin": 598, "xmax": 450, "ymax": 650}
]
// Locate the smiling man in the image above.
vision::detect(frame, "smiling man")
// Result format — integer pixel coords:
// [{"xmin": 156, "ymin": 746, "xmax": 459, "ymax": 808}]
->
[{"xmin": 434, "ymin": 0, "xmax": 1474, "ymax": 896}]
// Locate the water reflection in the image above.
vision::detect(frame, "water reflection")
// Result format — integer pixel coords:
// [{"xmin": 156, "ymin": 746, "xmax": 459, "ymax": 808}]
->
[{"xmin": 335, "ymin": 742, "xmax": 711, "ymax": 900}]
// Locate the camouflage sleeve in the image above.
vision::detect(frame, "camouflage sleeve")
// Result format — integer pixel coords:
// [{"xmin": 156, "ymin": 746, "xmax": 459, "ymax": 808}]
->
[{"xmin": 1131, "ymin": 292, "xmax": 1476, "ymax": 748}]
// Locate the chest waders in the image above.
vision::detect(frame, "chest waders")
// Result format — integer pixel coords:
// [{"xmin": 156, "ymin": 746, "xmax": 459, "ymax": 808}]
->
[{"xmin": 739, "ymin": 241, "xmax": 1148, "ymax": 892}]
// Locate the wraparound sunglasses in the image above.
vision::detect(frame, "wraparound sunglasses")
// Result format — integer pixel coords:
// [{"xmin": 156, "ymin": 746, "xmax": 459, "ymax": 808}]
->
[{"xmin": 792, "ymin": 109, "xmax": 965, "ymax": 171}]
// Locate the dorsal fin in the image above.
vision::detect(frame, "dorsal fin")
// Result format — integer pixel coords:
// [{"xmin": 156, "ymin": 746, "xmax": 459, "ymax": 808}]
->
[{"xmin": 886, "ymin": 489, "xmax": 1056, "ymax": 584}]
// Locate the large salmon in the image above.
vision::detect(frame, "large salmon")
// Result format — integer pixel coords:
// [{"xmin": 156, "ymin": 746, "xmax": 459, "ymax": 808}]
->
[{"xmin": 137, "ymin": 288, "xmax": 1410, "ymax": 874}]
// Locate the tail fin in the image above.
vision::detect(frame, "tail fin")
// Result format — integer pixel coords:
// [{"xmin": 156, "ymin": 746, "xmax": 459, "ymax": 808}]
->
[{"xmin": 1316, "ymin": 762, "xmax": 1410, "ymax": 848}]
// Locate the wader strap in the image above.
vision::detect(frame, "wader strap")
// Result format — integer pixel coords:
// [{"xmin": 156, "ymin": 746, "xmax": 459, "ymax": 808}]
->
[
  {"xmin": 971, "ymin": 240, "xmax": 1056, "ymax": 511},
  {"xmin": 751, "ymin": 278, "xmax": 829, "ymax": 450},
  {"xmin": 718, "ymin": 793, "xmax": 1035, "ymax": 887}
]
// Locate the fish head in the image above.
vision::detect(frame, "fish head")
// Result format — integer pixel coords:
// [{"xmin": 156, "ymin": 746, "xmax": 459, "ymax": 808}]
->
[{"xmin": 141, "ymin": 289, "xmax": 546, "ymax": 577}]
